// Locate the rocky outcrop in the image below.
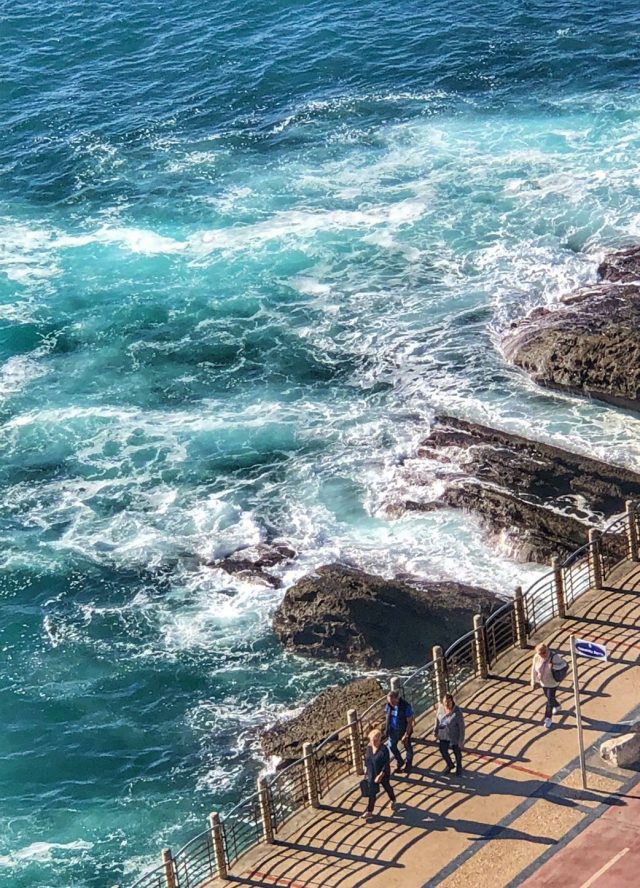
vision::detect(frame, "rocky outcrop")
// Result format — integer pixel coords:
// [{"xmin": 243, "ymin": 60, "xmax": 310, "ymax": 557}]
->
[
  {"xmin": 261, "ymin": 677, "xmax": 384, "ymax": 761},
  {"xmin": 600, "ymin": 721, "xmax": 640, "ymax": 769},
  {"xmin": 503, "ymin": 247, "xmax": 640, "ymax": 410},
  {"xmin": 441, "ymin": 483, "xmax": 590, "ymax": 563},
  {"xmin": 206, "ymin": 543, "xmax": 295, "ymax": 588},
  {"xmin": 401, "ymin": 416, "xmax": 640, "ymax": 563},
  {"xmin": 273, "ymin": 563, "xmax": 499, "ymax": 668},
  {"xmin": 597, "ymin": 245, "xmax": 640, "ymax": 283}
]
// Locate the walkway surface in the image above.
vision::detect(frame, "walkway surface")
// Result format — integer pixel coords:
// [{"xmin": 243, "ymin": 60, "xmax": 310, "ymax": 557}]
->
[{"xmin": 209, "ymin": 562, "xmax": 640, "ymax": 888}]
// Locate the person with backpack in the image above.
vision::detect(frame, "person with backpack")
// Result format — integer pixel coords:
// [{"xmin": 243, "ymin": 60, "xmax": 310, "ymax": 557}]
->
[
  {"xmin": 434, "ymin": 693, "xmax": 465, "ymax": 777},
  {"xmin": 384, "ymin": 690, "xmax": 415, "ymax": 775},
  {"xmin": 362, "ymin": 728, "xmax": 397, "ymax": 819},
  {"xmin": 530, "ymin": 642, "xmax": 568, "ymax": 728}
]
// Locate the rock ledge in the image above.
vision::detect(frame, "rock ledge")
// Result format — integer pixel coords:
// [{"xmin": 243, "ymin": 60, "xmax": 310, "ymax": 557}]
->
[{"xmin": 273, "ymin": 563, "xmax": 499, "ymax": 668}]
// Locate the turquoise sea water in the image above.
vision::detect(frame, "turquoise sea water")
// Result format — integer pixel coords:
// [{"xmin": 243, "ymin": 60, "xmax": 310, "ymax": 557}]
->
[{"xmin": 3, "ymin": 2, "xmax": 640, "ymax": 885}]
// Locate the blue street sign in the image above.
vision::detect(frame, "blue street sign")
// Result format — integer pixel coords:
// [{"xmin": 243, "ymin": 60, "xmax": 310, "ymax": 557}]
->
[{"xmin": 575, "ymin": 639, "xmax": 607, "ymax": 661}]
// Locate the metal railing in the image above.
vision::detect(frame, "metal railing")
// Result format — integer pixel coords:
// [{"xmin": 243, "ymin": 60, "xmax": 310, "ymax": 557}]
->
[
  {"xmin": 402, "ymin": 661, "xmax": 438, "ymax": 718},
  {"xmin": 173, "ymin": 829, "xmax": 219, "ymax": 888},
  {"xmin": 130, "ymin": 864, "xmax": 167, "ymax": 888},
  {"xmin": 600, "ymin": 515, "xmax": 629, "ymax": 580},
  {"xmin": 444, "ymin": 630, "xmax": 475, "ymax": 696},
  {"xmin": 128, "ymin": 506, "xmax": 637, "ymax": 888},
  {"xmin": 268, "ymin": 758, "xmax": 309, "ymax": 831},
  {"xmin": 522, "ymin": 570, "xmax": 557, "ymax": 633},
  {"xmin": 358, "ymin": 693, "xmax": 387, "ymax": 731},
  {"xmin": 485, "ymin": 601, "xmax": 516, "ymax": 666},
  {"xmin": 221, "ymin": 793, "xmax": 262, "ymax": 870},
  {"xmin": 561, "ymin": 543, "xmax": 593, "ymax": 609},
  {"xmin": 315, "ymin": 724, "xmax": 354, "ymax": 798}
]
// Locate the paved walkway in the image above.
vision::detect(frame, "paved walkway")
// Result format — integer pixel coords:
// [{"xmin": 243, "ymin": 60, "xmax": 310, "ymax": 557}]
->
[
  {"xmin": 209, "ymin": 561, "xmax": 640, "ymax": 888},
  {"xmin": 519, "ymin": 775, "xmax": 640, "ymax": 888}
]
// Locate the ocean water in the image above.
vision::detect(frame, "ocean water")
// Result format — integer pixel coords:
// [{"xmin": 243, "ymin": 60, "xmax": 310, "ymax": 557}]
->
[{"xmin": 3, "ymin": 1, "xmax": 640, "ymax": 885}]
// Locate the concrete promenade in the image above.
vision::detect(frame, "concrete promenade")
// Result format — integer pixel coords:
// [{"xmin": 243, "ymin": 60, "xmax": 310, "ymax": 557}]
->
[{"xmin": 208, "ymin": 560, "xmax": 640, "ymax": 888}]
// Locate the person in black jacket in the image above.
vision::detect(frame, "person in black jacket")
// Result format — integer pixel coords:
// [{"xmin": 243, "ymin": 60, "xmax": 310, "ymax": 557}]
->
[
  {"xmin": 363, "ymin": 728, "xmax": 397, "ymax": 819},
  {"xmin": 384, "ymin": 690, "xmax": 415, "ymax": 775}
]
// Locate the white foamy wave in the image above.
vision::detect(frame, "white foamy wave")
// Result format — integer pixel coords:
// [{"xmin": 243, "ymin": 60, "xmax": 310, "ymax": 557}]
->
[
  {"xmin": 0, "ymin": 353, "xmax": 48, "ymax": 400},
  {"xmin": 0, "ymin": 191, "xmax": 426, "ymax": 271},
  {"xmin": 186, "ymin": 199, "xmax": 427, "ymax": 258},
  {"xmin": 57, "ymin": 226, "xmax": 185, "ymax": 255},
  {"xmin": 481, "ymin": 240, "xmax": 595, "ymax": 329},
  {"xmin": 0, "ymin": 840, "xmax": 93, "ymax": 868},
  {"xmin": 195, "ymin": 764, "xmax": 243, "ymax": 794},
  {"xmin": 165, "ymin": 150, "xmax": 220, "ymax": 173},
  {"xmin": 291, "ymin": 276, "xmax": 332, "ymax": 297},
  {"xmin": 0, "ymin": 222, "xmax": 60, "ymax": 282}
]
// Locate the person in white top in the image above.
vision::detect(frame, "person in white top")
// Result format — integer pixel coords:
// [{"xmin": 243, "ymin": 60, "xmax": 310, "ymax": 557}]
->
[{"xmin": 530, "ymin": 642, "xmax": 565, "ymax": 729}]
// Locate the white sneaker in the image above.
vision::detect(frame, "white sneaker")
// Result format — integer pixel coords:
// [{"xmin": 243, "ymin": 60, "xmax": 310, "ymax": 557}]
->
[
  {"xmin": 552, "ymin": 706, "xmax": 561, "ymax": 715},
  {"xmin": 544, "ymin": 718, "xmax": 553, "ymax": 729}
]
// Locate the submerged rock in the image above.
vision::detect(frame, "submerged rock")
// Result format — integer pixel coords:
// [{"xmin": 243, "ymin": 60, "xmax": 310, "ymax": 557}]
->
[
  {"xmin": 207, "ymin": 542, "xmax": 295, "ymax": 588},
  {"xmin": 402, "ymin": 415, "xmax": 640, "ymax": 563},
  {"xmin": 503, "ymin": 247, "xmax": 640, "ymax": 410},
  {"xmin": 261, "ymin": 677, "xmax": 384, "ymax": 761},
  {"xmin": 272, "ymin": 563, "xmax": 499, "ymax": 668}
]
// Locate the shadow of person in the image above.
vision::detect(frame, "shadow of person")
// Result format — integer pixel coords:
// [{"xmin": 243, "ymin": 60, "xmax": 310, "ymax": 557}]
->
[{"xmin": 388, "ymin": 803, "xmax": 557, "ymax": 845}]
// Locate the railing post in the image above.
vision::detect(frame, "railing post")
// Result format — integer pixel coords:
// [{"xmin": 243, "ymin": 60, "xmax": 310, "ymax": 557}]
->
[
  {"xmin": 257, "ymin": 776, "xmax": 274, "ymax": 844},
  {"xmin": 302, "ymin": 741, "xmax": 320, "ymax": 809},
  {"xmin": 346, "ymin": 709, "xmax": 362, "ymax": 775},
  {"xmin": 473, "ymin": 614, "xmax": 488, "ymax": 679},
  {"xmin": 161, "ymin": 849, "xmax": 176, "ymax": 888},
  {"xmin": 514, "ymin": 585, "xmax": 527, "ymax": 649},
  {"xmin": 589, "ymin": 528, "xmax": 603, "ymax": 590},
  {"xmin": 552, "ymin": 556, "xmax": 566, "ymax": 618},
  {"xmin": 209, "ymin": 812, "xmax": 228, "ymax": 881},
  {"xmin": 626, "ymin": 500, "xmax": 639, "ymax": 562},
  {"xmin": 432, "ymin": 645, "xmax": 446, "ymax": 703}
]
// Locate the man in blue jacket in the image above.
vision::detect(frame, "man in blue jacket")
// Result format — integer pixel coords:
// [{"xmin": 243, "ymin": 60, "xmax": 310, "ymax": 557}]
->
[{"xmin": 384, "ymin": 690, "xmax": 415, "ymax": 775}]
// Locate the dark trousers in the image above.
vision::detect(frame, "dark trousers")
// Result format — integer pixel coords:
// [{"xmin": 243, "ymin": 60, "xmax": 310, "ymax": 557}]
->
[
  {"xmin": 543, "ymin": 686, "xmax": 558, "ymax": 719},
  {"xmin": 388, "ymin": 732, "xmax": 413, "ymax": 770},
  {"xmin": 366, "ymin": 776, "xmax": 396, "ymax": 813},
  {"xmin": 438, "ymin": 739, "xmax": 462, "ymax": 773}
]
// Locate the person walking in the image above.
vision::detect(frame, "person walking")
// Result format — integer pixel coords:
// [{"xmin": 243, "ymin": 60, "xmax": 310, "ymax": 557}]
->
[
  {"xmin": 384, "ymin": 690, "xmax": 415, "ymax": 775},
  {"xmin": 434, "ymin": 693, "xmax": 465, "ymax": 777},
  {"xmin": 363, "ymin": 728, "xmax": 397, "ymax": 819},
  {"xmin": 530, "ymin": 642, "xmax": 565, "ymax": 728}
]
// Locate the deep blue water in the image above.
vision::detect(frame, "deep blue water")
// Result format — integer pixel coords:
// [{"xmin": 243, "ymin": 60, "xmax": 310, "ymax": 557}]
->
[{"xmin": 3, "ymin": 2, "xmax": 640, "ymax": 885}]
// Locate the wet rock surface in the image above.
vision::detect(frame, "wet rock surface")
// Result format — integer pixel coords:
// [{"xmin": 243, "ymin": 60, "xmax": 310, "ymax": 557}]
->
[
  {"xmin": 401, "ymin": 415, "xmax": 640, "ymax": 563},
  {"xmin": 207, "ymin": 542, "xmax": 295, "ymax": 588},
  {"xmin": 597, "ymin": 245, "xmax": 640, "ymax": 283},
  {"xmin": 260, "ymin": 677, "xmax": 384, "ymax": 762},
  {"xmin": 503, "ymin": 247, "xmax": 640, "ymax": 410},
  {"xmin": 441, "ymin": 483, "xmax": 591, "ymax": 563},
  {"xmin": 272, "ymin": 563, "xmax": 499, "ymax": 668}
]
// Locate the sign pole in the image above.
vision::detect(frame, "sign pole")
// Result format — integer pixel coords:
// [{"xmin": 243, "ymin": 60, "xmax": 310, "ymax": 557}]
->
[{"xmin": 570, "ymin": 635, "xmax": 587, "ymax": 789}]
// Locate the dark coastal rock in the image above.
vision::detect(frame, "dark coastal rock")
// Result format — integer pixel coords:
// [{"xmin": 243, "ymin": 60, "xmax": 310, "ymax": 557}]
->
[
  {"xmin": 503, "ymin": 247, "xmax": 640, "ymax": 410},
  {"xmin": 207, "ymin": 543, "xmax": 295, "ymax": 588},
  {"xmin": 260, "ymin": 677, "xmax": 384, "ymax": 761},
  {"xmin": 403, "ymin": 415, "xmax": 640, "ymax": 563},
  {"xmin": 272, "ymin": 563, "xmax": 499, "ymax": 668},
  {"xmin": 441, "ymin": 483, "xmax": 590, "ymax": 563},
  {"xmin": 597, "ymin": 245, "xmax": 640, "ymax": 283}
]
